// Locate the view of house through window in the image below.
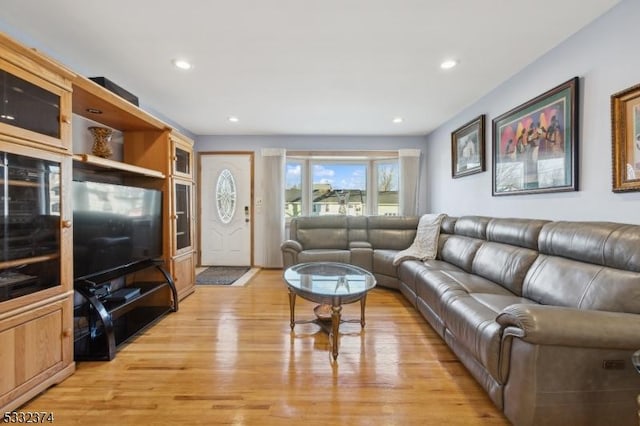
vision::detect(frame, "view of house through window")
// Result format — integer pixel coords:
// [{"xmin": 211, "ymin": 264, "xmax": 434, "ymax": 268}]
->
[
  {"xmin": 377, "ymin": 161, "xmax": 399, "ymax": 216},
  {"xmin": 285, "ymin": 154, "xmax": 399, "ymax": 218},
  {"xmin": 312, "ymin": 163, "xmax": 366, "ymax": 215},
  {"xmin": 285, "ymin": 161, "xmax": 303, "ymax": 218}
]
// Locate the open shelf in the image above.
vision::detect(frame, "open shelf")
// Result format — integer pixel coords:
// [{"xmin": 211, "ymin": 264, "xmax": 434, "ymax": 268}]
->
[
  {"xmin": 73, "ymin": 154, "xmax": 166, "ymax": 179},
  {"xmin": 73, "ymin": 259, "xmax": 177, "ymax": 361},
  {"xmin": 103, "ymin": 281, "xmax": 169, "ymax": 319},
  {"xmin": 74, "ymin": 305, "xmax": 172, "ymax": 361},
  {"xmin": 72, "ymin": 75, "xmax": 169, "ymax": 132}
]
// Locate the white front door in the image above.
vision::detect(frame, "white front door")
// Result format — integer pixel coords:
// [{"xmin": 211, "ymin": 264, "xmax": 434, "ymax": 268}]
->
[{"xmin": 200, "ymin": 153, "xmax": 253, "ymax": 266}]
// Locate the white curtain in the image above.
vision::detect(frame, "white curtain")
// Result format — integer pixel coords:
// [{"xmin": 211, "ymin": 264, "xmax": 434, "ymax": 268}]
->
[
  {"xmin": 399, "ymin": 149, "xmax": 421, "ymax": 216},
  {"xmin": 261, "ymin": 148, "xmax": 286, "ymax": 267}
]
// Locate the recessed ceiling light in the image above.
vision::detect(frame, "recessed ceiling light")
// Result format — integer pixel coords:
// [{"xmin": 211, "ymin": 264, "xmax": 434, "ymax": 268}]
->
[
  {"xmin": 172, "ymin": 59, "xmax": 192, "ymax": 70},
  {"xmin": 86, "ymin": 108, "xmax": 103, "ymax": 114},
  {"xmin": 440, "ymin": 59, "xmax": 458, "ymax": 70},
  {"xmin": 392, "ymin": 117, "xmax": 404, "ymax": 124},
  {"xmin": 228, "ymin": 116, "xmax": 239, "ymax": 123}
]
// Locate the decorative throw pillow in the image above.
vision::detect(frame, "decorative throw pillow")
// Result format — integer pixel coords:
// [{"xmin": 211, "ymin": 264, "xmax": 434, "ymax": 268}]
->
[{"xmin": 392, "ymin": 213, "xmax": 446, "ymax": 266}]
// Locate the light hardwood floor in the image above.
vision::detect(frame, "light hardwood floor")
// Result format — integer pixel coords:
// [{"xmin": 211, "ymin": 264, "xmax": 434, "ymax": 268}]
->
[{"xmin": 23, "ymin": 270, "xmax": 509, "ymax": 425}]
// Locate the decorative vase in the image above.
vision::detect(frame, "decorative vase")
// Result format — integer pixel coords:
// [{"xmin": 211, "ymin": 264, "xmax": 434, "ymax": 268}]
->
[{"xmin": 88, "ymin": 126, "xmax": 113, "ymax": 158}]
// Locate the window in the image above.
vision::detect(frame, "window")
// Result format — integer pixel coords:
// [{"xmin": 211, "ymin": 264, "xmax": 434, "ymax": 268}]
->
[
  {"xmin": 216, "ymin": 168, "xmax": 236, "ymax": 224},
  {"xmin": 312, "ymin": 162, "xmax": 366, "ymax": 216},
  {"xmin": 285, "ymin": 153, "xmax": 399, "ymax": 218},
  {"xmin": 376, "ymin": 161, "xmax": 399, "ymax": 216},
  {"xmin": 285, "ymin": 160, "xmax": 303, "ymax": 218}
]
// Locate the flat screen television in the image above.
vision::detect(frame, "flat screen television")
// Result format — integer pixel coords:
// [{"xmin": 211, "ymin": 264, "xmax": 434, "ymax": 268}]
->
[{"xmin": 72, "ymin": 180, "xmax": 163, "ymax": 280}]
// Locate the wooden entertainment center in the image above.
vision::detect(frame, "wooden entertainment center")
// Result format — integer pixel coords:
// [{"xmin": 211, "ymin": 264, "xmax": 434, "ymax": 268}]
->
[{"xmin": 0, "ymin": 32, "xmax": 196, "ymax": 411}]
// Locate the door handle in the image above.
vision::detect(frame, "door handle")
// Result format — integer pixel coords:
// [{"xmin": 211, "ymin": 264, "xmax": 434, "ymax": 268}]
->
[{"xmin": 244, "ymin": 206, "xmax": 250, "ymax": 223}]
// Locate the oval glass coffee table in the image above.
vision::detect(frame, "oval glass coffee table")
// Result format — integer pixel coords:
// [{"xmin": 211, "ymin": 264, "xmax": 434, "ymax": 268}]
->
[{"xmin": 283, "ymin": 262, "xmax": 376, "ymax": 359}]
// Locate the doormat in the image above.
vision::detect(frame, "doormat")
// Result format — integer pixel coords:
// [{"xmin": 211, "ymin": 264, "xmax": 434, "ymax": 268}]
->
[{"xmin": 196, "ymin": 266, "xmax": 251, "ymax": 285}]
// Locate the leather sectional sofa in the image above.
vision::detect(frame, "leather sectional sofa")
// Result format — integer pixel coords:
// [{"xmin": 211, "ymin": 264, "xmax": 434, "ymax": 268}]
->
[{"xmin": 281, "ymin": 215, "xmax": 640, "ymax": 426}]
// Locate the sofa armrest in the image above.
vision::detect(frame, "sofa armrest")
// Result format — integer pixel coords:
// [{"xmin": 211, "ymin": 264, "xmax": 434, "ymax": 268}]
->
[
  {"xmin": 281, "ymin": 240, "xmax": 303, "ymax": 269},
  {"xmin": 281, "ymin": 240, "xmax": 303, "ymax": 252},
  {"xmin": 497, "ymin": 303, "xmax": 640, "ymax": 349}
]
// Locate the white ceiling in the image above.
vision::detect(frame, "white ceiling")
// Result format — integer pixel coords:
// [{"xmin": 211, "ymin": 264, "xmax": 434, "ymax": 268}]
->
[{"xmin": 0, "ymin": 0, "xmax": 620, "ymax": 136}]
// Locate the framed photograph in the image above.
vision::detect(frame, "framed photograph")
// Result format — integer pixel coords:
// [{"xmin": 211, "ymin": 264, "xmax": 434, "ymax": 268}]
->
[
  {"xmin": 451, "ymin": 115, "xmax": 485, "ymax": 178},
  {"xmin": 492, "ymin": 77, "xmax": 579, "ymax": 196},
  {"xmin": 611, "ymin": 83, "xmax": 640, "ymax": 192}
]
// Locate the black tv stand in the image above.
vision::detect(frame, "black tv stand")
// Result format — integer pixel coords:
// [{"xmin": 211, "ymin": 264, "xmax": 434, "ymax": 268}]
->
[{"xmin": 73, "ymin": 259, "xmax": 178, "ymax": 361}]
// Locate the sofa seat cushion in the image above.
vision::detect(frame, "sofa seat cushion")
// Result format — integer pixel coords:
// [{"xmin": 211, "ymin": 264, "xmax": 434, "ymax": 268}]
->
[
  {"xmin": 442, "ymin": 271, "xmax": 518, "ymax": 296},
  {"xmin": 415, "ymin": 269, "xmax": 468, "ymax": 320},
  {"xmin": 471, "ymin": 293, "xmax": 536, "ymax": 313},
  {"xmin": 443, "ymin": 293, "xmax": 534, "ymax": 383},
  {"xmin": 422, "ymin": 259, "xmax": 464, "ymax": 273},
  {"xmin": 373, "ymin": 249, "xmax": 399, "ymax": 277},
  {"xmin": 397, "ymin": 260, "xmax": 426, "ymax": 295},
  {"xmin": 298, "ymin": 249, "xmax": 350, "ymax": 264},
  {"xmin": 415, "ymin": 269, "xmax": 517, "ymax": 329},
  {"xmin": 397, "ymin": 259, "xmax": 464, "ymax": 297}
]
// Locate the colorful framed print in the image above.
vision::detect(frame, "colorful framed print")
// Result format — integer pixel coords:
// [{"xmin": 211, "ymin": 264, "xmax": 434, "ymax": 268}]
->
[
  {"xmin": 492, "ymin": 77, "xmax": 579, "ymax": 196},
  {"xmin": 611, "ymin": 82, "xmax": 640, "ymax": 192},
  {"xmin": 451, "ymin": 115, "xmax": 485, "ymax": 178}
]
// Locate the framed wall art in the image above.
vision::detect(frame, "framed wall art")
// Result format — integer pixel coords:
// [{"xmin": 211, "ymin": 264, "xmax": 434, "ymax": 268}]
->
[
  {"xmin": 611, "ymin": 82, "xmax": 640, "ymax": 192},
  {"xmin": 492, "ymin": 77, "xmax": 579, "ymax": 196},
  {"xmin": 451, "ymin": 114, "xmax": 485, "ymax": 178}
]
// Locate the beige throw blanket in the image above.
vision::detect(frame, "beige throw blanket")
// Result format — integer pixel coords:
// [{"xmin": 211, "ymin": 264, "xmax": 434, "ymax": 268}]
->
[{"xmin": 392, "ymin": 213, "xmax": 445, "ymax": 266}]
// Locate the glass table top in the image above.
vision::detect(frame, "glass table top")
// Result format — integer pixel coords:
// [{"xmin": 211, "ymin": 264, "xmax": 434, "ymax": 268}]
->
[{"xmin": 283, "ymin": 262, "xmax": 376, "ymax": 297}]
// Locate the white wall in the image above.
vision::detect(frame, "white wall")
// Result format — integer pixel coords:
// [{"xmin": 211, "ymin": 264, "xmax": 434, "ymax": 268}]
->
[
  {"xmin": 424, "ymin": 0, "xmax": 640, "ymax": 224},
  {"xmin": 195, "ymin": 135, "xmax": 427, "ymax": 266}
]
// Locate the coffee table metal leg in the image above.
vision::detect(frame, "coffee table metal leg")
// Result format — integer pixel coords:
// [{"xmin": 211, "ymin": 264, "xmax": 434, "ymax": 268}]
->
[
  {"xmin": 331, "ymin": 305, "xmax": 342, "ymax": 360},
  {"xmin": 360, "ymin": 294, "xmax": 367, "ymax": 328},
  {"xmin": 288, "ymin": 291, "xmax": 296, "ymax": 329}
]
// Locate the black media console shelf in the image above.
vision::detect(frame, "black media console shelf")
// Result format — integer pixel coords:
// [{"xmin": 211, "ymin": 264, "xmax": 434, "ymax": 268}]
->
[{"xmin": 73, "ymin": 259, "xmax": 178, "ymax": 360}]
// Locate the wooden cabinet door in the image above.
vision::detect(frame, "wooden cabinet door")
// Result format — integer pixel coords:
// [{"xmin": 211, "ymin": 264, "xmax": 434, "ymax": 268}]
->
[
  {"xmin": 0, "ymin": 296, "xmax": 73, "ymax": 410},
  {"xmin": 171, "ymin": 135, "xmax": 193, "ymax": 179},
  {"xmin": 173, "ymin": 179, "xmax": 194, "ymax": 255},
  {"xmin": 173, "ymin": 253, "xmax": 195, "ymax": 301},
  {"xmin": 0, "ymin": 57, "xmax": 72, "ymax": 151},
  {"xmin": 0, "ymin": 142, "xmax": 73, "ymax": 312}
]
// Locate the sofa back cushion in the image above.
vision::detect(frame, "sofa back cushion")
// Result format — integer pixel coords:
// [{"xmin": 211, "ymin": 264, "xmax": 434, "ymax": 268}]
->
[
  {"xmin": 438, "ymin": 236, "xmax": 483, "ymax": 273},
  {"xmin": 523, "ymin": 221, "xmax": 640, "ymax": 314},
  {"xmin": 472, "ymin": 243, "xmax": 538, "ymax": 296},
  {"xmin": 538, "ymin": 221, "xmax": 640, "ymax": 272},
  {"xmin": 347, "ymin": 216, "xmax": 369, "ymax": 242},
  {"xmin": 436, "ymin": 216, "xmax": 490, "ymax": 272},
  {"xmin": 441, "ymin": 216, "xmax": 458, "ymax": 234},
  {"xmin": 367, "ymin": 216, "xmax": 419, "ymax": 249},
  {"xmin": 467, "ymin": 218, "xmax": 547, "ymax": 295},
  {"xmin": 291, "ymin": 216, "xmax": 349, "ymax": 250},
  {"xmin": 523, "ymin": 255, "xmax": 640, "ymax": 313},
  {"xmin": 454, "ymin": 216, "xmax": 492, "ymax": 239},
  {"xmin": 486, "ymin": 217, "xmax": 549, "ymax": 250}
]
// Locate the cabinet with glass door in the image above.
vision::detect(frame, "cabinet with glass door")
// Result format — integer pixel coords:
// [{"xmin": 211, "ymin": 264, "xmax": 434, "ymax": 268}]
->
[
  {"xmin": 0, "ymin": 35, "xmax": 72, "ymax": 151},
  {"xmin": 170, "ymin": 133, "xmax": 195, "ymax": 300},
  {"xmin": 0, "ymin": 32, "xmax": 75, "ymax": 412}
]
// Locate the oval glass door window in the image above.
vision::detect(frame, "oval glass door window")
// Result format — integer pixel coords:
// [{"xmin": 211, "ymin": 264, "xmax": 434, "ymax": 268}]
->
[{"xmin": 216, "ymin": 168, "xmax": 237, "ymax": 223}]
